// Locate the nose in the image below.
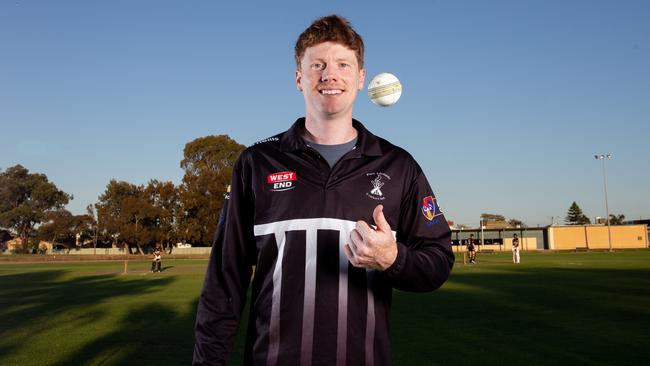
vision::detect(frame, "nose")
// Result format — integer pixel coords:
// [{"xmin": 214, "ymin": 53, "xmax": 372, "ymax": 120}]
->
[{"xmin": 320, "ymin": 64, "xmax": 338, "ymax": 82}]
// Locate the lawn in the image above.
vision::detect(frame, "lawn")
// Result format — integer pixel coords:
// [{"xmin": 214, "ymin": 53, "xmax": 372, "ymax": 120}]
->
[{"xmin": 1, "ymin": 251, "xmax": 649, "ymax": 365}]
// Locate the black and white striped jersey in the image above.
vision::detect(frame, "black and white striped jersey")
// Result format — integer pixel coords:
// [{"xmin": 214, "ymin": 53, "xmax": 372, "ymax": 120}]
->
[{"xmin": 194, "ymin": 118, "xmax": 454, "ymax": 366}]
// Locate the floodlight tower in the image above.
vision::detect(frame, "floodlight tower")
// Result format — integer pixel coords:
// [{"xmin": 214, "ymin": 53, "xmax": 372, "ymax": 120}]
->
[
  {"xmin": 594, "ymin": 154, "xmax": 613, "ymax": 252},
  {"xmin": 479, "ymin": 217, "xmax": 485, "ymax": 248}
]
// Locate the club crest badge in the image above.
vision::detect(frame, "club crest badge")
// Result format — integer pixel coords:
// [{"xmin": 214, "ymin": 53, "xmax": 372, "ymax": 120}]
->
[
  {"xmin": 365, "ymin": 172, "xmax": 391, "ymax": 201},
  {"xmin": 421, "ymin": 196, "xmax": 442, "ymax": 222}
]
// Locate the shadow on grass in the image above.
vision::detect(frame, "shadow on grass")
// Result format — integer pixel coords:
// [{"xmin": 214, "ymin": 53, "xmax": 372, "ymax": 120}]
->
[
  {"xmin": 391, "ymin": 266, "xmax": 650, "ymax": 365},
  {"xmin": 0, "ymin": 269, "xmax": 175, "ymax": 363},
  {"xmin": 50, "ymin": 297, "xmax": 251, "ymax": 365},
  {"xmin": 4, "ymin": 260, "xmax": 648, "ymax": 365},
  {"xmin": 51, "ymin": 301, "xmax": 198, "ymax": 366},
  {"xmin": 53, "ymin": 265, "xmax": 647, "ymax": 365},
  {"xmin": 0, "ymin": 265, "xmax": 250, "ymax": 366}
]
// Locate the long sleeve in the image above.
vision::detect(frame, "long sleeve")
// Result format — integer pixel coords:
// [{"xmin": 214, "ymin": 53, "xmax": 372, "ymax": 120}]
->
[
  {"xmin": 384, "ymin": 168, "xmax": 454, "ymax": 292},
  {"xmin": 193, "ymin": 156, "xmax": 256, "ymax": 365}
]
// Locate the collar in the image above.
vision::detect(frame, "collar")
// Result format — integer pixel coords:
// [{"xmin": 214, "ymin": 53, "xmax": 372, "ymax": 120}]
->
[{"xmin": 279, "ymin": 117, "xmax": 383, "ymax": 157}]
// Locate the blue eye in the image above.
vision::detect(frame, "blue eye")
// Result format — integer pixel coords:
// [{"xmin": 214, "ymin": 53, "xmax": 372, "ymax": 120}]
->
[{"xmin": 312, "ymin": 63, "xmax": 324, "ymax": 70}]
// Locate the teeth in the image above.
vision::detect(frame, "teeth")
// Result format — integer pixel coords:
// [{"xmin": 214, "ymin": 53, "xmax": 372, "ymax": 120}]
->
[{"xmin": 321, "ymin": 89, "xmax": 342, "ymax": 95}]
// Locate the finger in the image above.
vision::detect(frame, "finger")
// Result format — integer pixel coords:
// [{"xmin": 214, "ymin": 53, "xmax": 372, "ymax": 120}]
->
[
  {"xmin": 373, "ymin": 204, "xmax": 391, "ymax": 232},
  {"xmin": 350, "ymin": 229, "xmax": 364, "ymax": 248},
  {"xmin": 347, "ymin": 235, "xmax": 359, "ymax": 256},
  {"xmin": 355, "ymin": 220, "xmax": 373, "ymax": 237},
  {"xmin": 343, "ymin": 244, "xmax": 358, "ymax": 265},
  {"xmin": 345, "ymin": 244, "xmax": 365, "ymax": 268}
]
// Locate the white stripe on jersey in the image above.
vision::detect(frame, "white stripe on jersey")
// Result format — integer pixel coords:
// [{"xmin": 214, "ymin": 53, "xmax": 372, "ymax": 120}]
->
[{"xmin": 253, "ymin": 218, "xmax": 396, "ymax": 366}]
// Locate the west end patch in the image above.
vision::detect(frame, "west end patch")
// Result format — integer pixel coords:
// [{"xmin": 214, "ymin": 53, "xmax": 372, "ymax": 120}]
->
[{"xmin": 267, "ymin": 171, "xmax": 297, "ymax": 192}]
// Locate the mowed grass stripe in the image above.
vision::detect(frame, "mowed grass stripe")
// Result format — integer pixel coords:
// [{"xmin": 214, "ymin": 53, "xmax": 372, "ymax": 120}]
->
[{"xmin": 1, "ymin": 251, "xmax": 649, "ymax": 365}]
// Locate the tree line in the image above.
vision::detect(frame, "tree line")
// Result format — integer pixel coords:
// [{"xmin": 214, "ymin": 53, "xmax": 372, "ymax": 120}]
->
[
  {"xmin": 1, "ymin": 136, "xmax": 631, "ymax": 254},
  {"xmin": 475, "ymin": 204, "xmax": 627, "ymax": 227},
  {"xmin": 0, "ymin": 135, "xmax": 245, "ymax": 253},
  {"xmin": 564, "ymin": 201, "xmax": 626, "ymax": 225}
]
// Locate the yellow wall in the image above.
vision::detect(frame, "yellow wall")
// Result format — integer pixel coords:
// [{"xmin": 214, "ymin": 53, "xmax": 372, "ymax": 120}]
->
[
  {"xmin": 552, "ymin": 227, "xmax": 587, "ymax": 249},
  {"xmin": 549, "ymin": 225, "xmax": 648, "ymax": 250},
  {"xmin": 504, "ymin": 238, "xmax": 537, "ymax": 251}
]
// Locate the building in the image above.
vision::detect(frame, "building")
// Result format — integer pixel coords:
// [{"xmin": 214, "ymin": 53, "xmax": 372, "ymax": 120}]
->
[
  {"xmin": 549, "ymin": 224, "xmax": 648, "ymax": 250},
  {"xmin": 451, "ymin": 224, "xmax": 648, "ymax": 252}
]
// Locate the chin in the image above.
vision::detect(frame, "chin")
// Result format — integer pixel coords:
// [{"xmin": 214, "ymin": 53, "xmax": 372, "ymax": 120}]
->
[
  {"xmin": 320, "ymin": 108, "xmax": 347, "ymax": 117},
  {"xmin": 321, "ymin": 102, "xmax": 350, "ymax": 114}
]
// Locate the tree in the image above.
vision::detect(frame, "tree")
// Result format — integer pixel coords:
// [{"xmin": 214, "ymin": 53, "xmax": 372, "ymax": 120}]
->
[
  {"xmin": 609, "ymin": 214, "xmax": 626, "ymax": 225},
  {"xmin": 37, "ymin": 209, "xmax": 75, "ymax": 246},
  {"xmin": 179, "ymin": 135, "xmax": 245, "ymax": 246},
  {"xmin": 0, "ymin": 165, "xmax": 71, "ymax": 251},
  {"xmin": 144, "ymin": 180, "xmax": 180, "ymax": 251},
  {"xmin": 565, "ymin": 201, "xmax": 591, "ymax": 225},
  {"xmin": 96, "ymin": 180, "xmax": 154, "ymax": 254},
  {"xmin": 86, "ymin": 204, "xmax": 100, "ymax": 249},
  {"xmin": 96, "ymin": 180, "xmax": 181, "ymax": 254},
  {"xmin": 37, "ymin": 209, "xmax": 93, "ymax": 247}
]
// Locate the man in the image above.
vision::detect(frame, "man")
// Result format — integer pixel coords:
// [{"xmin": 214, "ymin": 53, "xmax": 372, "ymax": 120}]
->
[
  {"xmin": 193, "ymin": 15, "xmax": 454, "ymax": 366},
  {"xmin": 151, "ymin": 244, "xmax": 162, "ymax": 273},
  {"xmin": 466, "ymin": 234, "xmax": 477, "ymax": 264},
  {"xmin": 512, "ymin": 233, "xmax": 521, "ymax": 264}
]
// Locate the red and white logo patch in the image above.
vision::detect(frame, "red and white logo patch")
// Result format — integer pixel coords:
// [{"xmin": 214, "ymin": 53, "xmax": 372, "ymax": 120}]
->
[{"xmin": 267, "ymin": 171, "xmax": 297, "ymax": 191}]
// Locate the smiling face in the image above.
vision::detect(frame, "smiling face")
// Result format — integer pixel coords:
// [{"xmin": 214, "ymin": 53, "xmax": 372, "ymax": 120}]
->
[{"xmin": 296, "ymin": 41, "xmax": 366, "ymax": 121}]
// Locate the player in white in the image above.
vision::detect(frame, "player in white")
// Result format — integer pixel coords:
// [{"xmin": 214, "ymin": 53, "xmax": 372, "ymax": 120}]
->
[{"xmin": 512, "ymin": 234, "xmax": 520, "ymax": 264}]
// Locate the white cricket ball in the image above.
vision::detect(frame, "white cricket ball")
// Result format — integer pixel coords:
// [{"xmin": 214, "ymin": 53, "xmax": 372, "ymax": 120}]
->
[{"xmin": 367, "ymin": 72, "xmax": 402, "ymax": 107}]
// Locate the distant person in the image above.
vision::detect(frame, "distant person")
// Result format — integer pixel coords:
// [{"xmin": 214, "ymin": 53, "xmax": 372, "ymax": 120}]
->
[
  {"xmin": 467, "ymin": 234, "xmax": 477, "ymax": 264},
  {"xmin": 151, "ymin": 244, "xmax": 162, "ymax": 272},
  {"xmin": 512, "ymin": 234, "xmax": 520, "ymax": 264}
]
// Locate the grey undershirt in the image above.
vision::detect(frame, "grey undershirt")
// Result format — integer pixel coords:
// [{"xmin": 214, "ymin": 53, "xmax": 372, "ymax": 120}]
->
[{"xmin": 306, "ymin": 137, "xmax": 358, "ymax": 168}]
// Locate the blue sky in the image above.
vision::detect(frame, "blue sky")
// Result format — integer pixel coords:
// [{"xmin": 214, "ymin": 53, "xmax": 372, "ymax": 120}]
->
[{"xmin": 1, "ymin": 0, "xmax": 649, "ymax": 227}]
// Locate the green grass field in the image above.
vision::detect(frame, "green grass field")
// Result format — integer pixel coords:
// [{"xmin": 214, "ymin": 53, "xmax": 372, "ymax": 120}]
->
[{"xmin": 1, "ymin": 251, "xmax": 649, "ymax": 365}]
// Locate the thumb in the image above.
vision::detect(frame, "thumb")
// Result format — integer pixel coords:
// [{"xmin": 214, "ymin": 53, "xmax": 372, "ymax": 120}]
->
[{"xmin": 373, "ymin": 204, "xmax": 391, "ymax": 232}]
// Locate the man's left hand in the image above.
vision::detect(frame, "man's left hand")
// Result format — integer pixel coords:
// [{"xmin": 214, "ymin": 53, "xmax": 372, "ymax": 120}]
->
[{"xmin": 344, "ymin": 204, "xmax": 398, "ymax": 271}]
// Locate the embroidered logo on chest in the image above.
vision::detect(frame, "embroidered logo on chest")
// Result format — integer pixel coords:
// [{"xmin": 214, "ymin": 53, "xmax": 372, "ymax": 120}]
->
[
  {"xmin": 365, "ymin": 172, "xmax": 391, "ymax": 201},
  {"xmin": 267, "ymin": 171, "xmax": 297, "ymax": 192}
]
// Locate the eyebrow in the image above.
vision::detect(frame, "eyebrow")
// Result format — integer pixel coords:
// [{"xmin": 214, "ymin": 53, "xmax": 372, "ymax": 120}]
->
[
  {"xmin": 335, "ymin": 57, "xmax": 355, "ymax": 63},
  {"xmin": 310, "ymin": 58, "xmax": 356, "ymax": 66}
]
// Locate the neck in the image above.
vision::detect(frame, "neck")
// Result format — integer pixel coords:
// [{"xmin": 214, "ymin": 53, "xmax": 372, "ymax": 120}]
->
[{"xmin": 303, "ymin": 114, "xmax": 357, "ymax": 145}]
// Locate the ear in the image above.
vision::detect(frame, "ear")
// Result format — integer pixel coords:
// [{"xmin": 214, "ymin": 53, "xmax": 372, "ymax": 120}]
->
[
  {"xmin": 295, "ymin": 69, "xmax": 303, "ymax": 91},
  {"xmin": 358, "ymin": 68, "xmax": 366, "ymax": 90}
]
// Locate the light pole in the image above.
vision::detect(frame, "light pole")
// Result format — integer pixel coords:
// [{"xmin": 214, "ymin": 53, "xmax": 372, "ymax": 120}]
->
[
  {"xmin": 594, "ymin": 154, "xmax": 613, "ymax": 252},
  {"xmin": 479, "ymin": 218, "xmax": 485, "ymax": 248}
]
